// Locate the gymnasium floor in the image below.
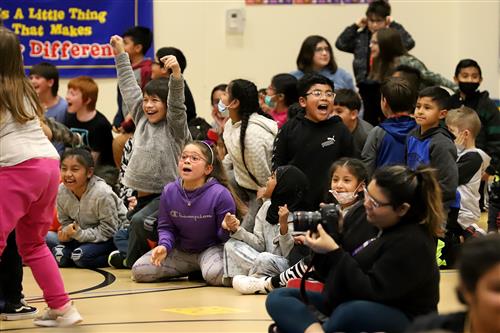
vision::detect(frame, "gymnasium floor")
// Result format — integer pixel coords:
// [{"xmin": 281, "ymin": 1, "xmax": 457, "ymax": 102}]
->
[{"xmin": 0, "ymin": 267, "xmax": 464, "ymax": 333}]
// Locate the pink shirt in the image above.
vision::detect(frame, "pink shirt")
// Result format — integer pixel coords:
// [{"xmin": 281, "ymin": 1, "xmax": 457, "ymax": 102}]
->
[{"xmin": 269, "ymin": 109, "xmax": 288, "ymax": 128}]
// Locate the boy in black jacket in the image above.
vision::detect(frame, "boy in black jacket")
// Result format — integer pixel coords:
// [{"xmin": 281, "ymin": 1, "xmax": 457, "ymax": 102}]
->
[{"xmin": 272, "ymin": 74, "xmax": 353, "ymax": 210}]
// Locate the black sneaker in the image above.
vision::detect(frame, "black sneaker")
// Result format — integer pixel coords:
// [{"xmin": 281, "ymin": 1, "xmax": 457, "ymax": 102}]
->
[
  {"xmin": 0, "ymin": 300, "xmax": 38, "ymax": 321},
  {"xmin": 108, "ymin": 250, "xmax": 126, "ymax": 269}
]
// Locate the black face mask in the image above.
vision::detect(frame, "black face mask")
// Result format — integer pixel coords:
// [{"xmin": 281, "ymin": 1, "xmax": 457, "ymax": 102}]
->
[{"xmin": 458, "ymin": 81, "xmax": 480, "ymax": 95}]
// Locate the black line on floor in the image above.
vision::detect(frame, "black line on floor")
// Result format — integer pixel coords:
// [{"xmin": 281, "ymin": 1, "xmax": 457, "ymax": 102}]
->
[
  {"xmin": 0, "ymin": 318, "xmax": 272, "ymax": 331},
  {"xmin": 27, "ymin": 268, "xmax": 117, "ymax": 303}
]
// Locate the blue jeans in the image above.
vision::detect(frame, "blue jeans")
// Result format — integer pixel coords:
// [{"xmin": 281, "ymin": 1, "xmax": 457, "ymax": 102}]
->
[
  {"xmin": 266, "ymin": 288, "xmax": 410, "ymax": 333},
  {"xmin": 114, "ymin": 227, "xmax": 129, "ymax": 257},
  {"xmin": 45, "ymin": 230, "xmax": 59, "ymax": 251},
  {"xmin": 53, "ymin": 239, "xmax": 115, "ymax": 268}
]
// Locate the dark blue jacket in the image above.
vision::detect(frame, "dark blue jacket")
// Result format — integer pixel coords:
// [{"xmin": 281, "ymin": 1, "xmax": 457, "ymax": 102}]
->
[{"xmin": 361, "ymin": 115, "xmax": 416, "ymax": 175}]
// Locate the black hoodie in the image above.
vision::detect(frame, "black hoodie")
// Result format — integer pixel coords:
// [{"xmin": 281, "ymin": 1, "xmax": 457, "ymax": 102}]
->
[{"xmin": 272, "ymin": 113, "xmax": 353, "ymax": 210}]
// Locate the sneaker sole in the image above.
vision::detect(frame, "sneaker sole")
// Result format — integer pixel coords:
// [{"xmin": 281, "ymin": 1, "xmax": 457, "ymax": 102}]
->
[
  {"xmin": 34, "ymin": 317, "xmax": 83, "ymax": 327},
  {"xmin": 0, "ymin": 310, "xmax": 39, "ymax": 321}
]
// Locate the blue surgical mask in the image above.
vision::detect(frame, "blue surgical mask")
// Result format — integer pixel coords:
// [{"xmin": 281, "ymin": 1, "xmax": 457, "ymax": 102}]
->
[
  {"xmin": 217, "ymin": 99, "xmax": 229, "ymax": 114},
  {"xmin": 264, "ymin": 95, "xmax": 276, "ymax": 108}
]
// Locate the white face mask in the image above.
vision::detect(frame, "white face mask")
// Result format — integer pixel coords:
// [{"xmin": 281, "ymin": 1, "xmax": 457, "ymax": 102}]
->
[{"xmin": 329, "ymin": 183, "xmax": 362, "ymax": 205}]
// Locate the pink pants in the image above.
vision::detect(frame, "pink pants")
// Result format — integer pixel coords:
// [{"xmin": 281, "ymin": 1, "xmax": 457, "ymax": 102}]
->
[{"xmin": 0, "ymin": 158, "xmax": 69, "ymax": 309}]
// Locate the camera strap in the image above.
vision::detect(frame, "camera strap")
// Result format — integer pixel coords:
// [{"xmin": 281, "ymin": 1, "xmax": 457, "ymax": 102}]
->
[{"xmin": 299, "ymin": 254, "xmax": 329, "ymax": 323}]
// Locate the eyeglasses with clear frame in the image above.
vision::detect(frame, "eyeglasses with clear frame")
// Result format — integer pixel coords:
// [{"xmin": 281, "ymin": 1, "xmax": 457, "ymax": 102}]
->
[
  {"xmin": 363, "ymin": 187, "xmax": 392, "ymax": 209},
  {"xmin": 179, "ymin": 153, "xmax": 207, "ymax": 163},
  {"xmin": 305, "ymin": 90, "xmax": 336, "ymax": 100}
]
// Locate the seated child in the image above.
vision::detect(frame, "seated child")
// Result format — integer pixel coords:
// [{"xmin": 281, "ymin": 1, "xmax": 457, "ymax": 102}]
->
[
  {"xmin": 64, "ymin": 76, "xmax": 114, "ymax": 167},
  {"xmin": 131, "ymin": 141, "xmax": 242, "ymax": 285},
  {"xmin": 446, "ymin": 107, "xmax": 490, "ymax": 237},
  {"xmin": 232, "ymin": 158, "xmax": 378, "ymax": 294},
  {"xmin": 223, "ymin": 165, "xmax": 309, "ymax": 291},
  {"xmin": 54, "ymin": 148, "xmax": 128, "ymax": 268},
  {"xmin": 332, "ymin": 89, "xmax": 373, "ymax": 158},
  {"xmin": 108, "ymin": 35, "xmax": 191, "ymax": 268}
]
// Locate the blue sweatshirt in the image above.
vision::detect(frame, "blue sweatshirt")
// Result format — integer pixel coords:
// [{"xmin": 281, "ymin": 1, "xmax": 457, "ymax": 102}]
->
[
  {"xmin": 362, "ymin": 115, "xmax": 417, "ymax": 175},
  {"xmin": 157, "ymin": 178, "xmax": 236, "ymax": 253}
]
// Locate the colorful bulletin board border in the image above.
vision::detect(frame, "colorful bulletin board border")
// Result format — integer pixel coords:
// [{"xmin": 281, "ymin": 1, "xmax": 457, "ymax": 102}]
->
[
  {"xmin": 245, "ymin": 0, "xmax": 370, "ymax": 4},
  {"xmin": 0, "ymin": 0, "xmax": 153, "ymax": 78}
]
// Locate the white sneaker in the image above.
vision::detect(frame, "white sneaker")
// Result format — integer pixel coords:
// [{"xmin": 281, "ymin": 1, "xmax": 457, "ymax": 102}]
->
[
  {"xmin": 33, "ymin": 302, "xmax": 82, "ymax": 327},
  {"xmin": 232, "ymin": 275, "xmax": 270, "ymax": 295}
]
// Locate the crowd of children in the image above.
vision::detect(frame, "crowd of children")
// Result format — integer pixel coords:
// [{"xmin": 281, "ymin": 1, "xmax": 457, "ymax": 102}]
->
[{"xmin": 1, "ymin": 1, "xmax": 499, "ymax": 331}]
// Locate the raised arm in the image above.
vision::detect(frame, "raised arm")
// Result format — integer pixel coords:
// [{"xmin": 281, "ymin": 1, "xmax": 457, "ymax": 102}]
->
[{"xmin": 110, "ymin": 35, "xmax": 144, "ymax": 123}]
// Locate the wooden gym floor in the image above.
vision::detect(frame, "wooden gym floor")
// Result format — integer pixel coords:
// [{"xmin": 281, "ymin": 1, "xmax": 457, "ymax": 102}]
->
[{"xmin": 0, "ymin": 267, "xmax": 464, "ymax": 333}]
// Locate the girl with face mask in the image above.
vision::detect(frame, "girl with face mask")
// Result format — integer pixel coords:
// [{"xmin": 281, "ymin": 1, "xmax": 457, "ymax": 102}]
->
[
  {"xmin": 230, "ymin": 158, "xmax": 378, "ymax": 295},
  {"xmin": 264, "ymin": 74, "xmax": 299, "ymax": 128}
]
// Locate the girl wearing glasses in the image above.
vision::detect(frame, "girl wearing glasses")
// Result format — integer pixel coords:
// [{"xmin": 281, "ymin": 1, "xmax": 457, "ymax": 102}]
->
[
  {"xmin": 131, "ymin": 141, "xmax": 245, "ymax": 286},
  {"xmin": 266, "ymin": 165, "xmax": 442, "ymax": 333},
  {"xmin": 291, "ymin": 35, "xmax": 355, "ymax": 91}
]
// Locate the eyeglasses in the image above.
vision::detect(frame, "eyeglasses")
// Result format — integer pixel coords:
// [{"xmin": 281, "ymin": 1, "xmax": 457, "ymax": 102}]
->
[
  {"xmin": 179, "ymin": 153, "xmax": 206, "ymax": 163},
  {"xmin": 305, "ymin": 90, "xmax": 336, "ymax": 100},
  {"xmin": 315, "ymin": 46, "xmax": 330, "ymax": 53},
  {"xmin": 363, "ymin": 187, "xmax": 392, "ymax": 209}
]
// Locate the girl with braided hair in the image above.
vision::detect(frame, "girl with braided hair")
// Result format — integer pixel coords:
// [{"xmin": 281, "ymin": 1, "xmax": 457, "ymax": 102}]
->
[{"xmin": 220, "ymin": 79, "xmax": 278, "ymax": 232}]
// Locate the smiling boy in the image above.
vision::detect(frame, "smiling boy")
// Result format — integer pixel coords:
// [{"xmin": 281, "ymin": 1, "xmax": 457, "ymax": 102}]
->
[{"xmin": 272, "ymin": 73, "xmax": 353, "ymax": 209}]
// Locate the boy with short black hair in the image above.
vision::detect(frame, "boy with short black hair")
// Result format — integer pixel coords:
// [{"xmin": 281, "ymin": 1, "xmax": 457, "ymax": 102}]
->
[
  {"xmin": 113, "ymin": 26, "xmax": 153, "ymax": 129},
  {"xmin": 335, "ymin": 0, "xmax": 415, "ymax": 85},
  {"xmin": 272, "ymin": 73, "xmax": 353, "ymax": 209},
  {"xmin": 446, "ymin": 107, "xmax": 490, "ymax": 237},
  {"xmin": 152, "ymin": 47, "xmax": 197, "ymax": 122},
  {"xmin": 332, "ymin": 89, "xmax": 373, "ymax": 158},
  {"xmin": 361, "ymin": 77, "xmax": 417, "ymax": 175},
  {"xmin": 407, "ymin": 86, "xmax": 458, "ymax": 210},
  {"xmin": 449, "ymin": 59, "xmax": 500, "ymax": 183},
  {"xmin": 64, "ymin": 76, "xmax": 114, "ymax": 167}
]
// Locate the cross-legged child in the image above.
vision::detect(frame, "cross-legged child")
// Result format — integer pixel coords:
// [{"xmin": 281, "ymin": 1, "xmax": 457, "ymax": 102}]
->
[
  {"xmin": 131, "ymin": 141, "xmax": 242, "ymax": 285},
  {"xmin": 109, "ymin": 35, "xmax": 191, "ymax": 268}
]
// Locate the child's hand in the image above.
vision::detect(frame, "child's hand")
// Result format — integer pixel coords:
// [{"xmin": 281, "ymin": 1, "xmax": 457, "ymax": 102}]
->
[
  {"xmin": 109, "ymin": 35, "xmax": 125, "ymax": 55},
  {"xmin": 356, "ymin": 17, "xmax": 367, "ymax": 29},
  {"xmin": 57, "ymin": 226, "xmax": 71, "ymax": 242},
  {"xmin": 151, "ymin": 245, "xmax": 167, "ymax": 266},
  {"xmin": 160, "ymin": 55, "xmax": 181, "ymax": 79},
  {"xmin": 127, "ymin": 196, "xmax": 137, "ymax": 211},
  {"xmin": 222, "ymin": 213, "xmax": 240, "ymax": 232},
  {"xmin": 278, "ymin": 204, "xmax": 289, "ymax": 235},
  {"xmin": 62, "ymin": 222, "xmax": 79, "ymax": 238},
  {"xmin": 304, "ymin": 224, "xmax": 339, "ymax": 254}
]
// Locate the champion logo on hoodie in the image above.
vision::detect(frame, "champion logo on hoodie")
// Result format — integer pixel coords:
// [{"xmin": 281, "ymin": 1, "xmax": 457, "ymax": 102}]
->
[{"xmin": 321, "ymin": 135, "xmax": 336, "ymax": 148}]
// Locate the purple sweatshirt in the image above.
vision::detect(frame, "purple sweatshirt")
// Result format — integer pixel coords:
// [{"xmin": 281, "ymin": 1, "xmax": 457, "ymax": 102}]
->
[{"xmin": 158, "ymin": 177, "xmax": 235, "ymax": 253}]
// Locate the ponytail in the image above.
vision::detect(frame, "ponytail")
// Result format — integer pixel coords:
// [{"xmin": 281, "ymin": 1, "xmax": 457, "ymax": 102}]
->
[{"xmin": 373, "ymin": 165, "xmax": 445, "ymax": 237}]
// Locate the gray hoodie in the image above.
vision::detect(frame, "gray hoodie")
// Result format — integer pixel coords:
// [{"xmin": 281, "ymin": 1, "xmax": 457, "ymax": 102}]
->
[
  {"xmin": 57, "ymin": 176, "xmax": 128, "ymax": 243},
  {"xmin": 115, "ymin": 52, "xmax": 191, "ymax": 194}
]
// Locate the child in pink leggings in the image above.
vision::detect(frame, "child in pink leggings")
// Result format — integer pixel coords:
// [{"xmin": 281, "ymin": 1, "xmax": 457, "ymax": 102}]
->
[{"xmin": 0, "ymin": 26, "xmax": 82, "ymax": 327}]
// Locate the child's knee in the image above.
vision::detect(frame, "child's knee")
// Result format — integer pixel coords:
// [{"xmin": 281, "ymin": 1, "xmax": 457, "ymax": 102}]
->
[{"xmin": 202, "ymin": 264, "xmax": 224, "ymax": 286}]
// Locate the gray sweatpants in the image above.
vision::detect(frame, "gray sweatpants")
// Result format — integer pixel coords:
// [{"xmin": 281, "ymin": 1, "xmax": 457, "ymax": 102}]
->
[
  {"xmin": 132, "ymin": 244, "xmax": 225, "ymax": 286},
  {"xmin": 223, "ymin": 238, "xmax": 289, "ymax": 278}
]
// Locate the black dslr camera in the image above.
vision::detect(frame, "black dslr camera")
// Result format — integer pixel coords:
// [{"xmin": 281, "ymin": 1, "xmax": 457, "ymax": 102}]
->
[{"xmin": 291, "ymin": 203, "xmax": 340, "ymax": 233}]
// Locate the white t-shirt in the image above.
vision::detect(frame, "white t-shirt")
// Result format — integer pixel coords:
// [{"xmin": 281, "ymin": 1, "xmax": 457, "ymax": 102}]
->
[{"xmin": 1, "ymin": 103, "xmax": 59, "ymax": 167}]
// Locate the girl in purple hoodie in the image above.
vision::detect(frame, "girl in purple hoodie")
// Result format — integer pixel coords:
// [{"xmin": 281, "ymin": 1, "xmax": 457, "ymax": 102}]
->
[{"xmin": 131, "ymin": 141, "xmax": 243, "ymax": 285}]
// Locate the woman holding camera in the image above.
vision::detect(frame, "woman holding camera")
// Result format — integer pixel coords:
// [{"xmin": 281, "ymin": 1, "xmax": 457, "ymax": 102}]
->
[{"xmin": 266, "ymin": 165, "xmax": 442, "ymax": 333}]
